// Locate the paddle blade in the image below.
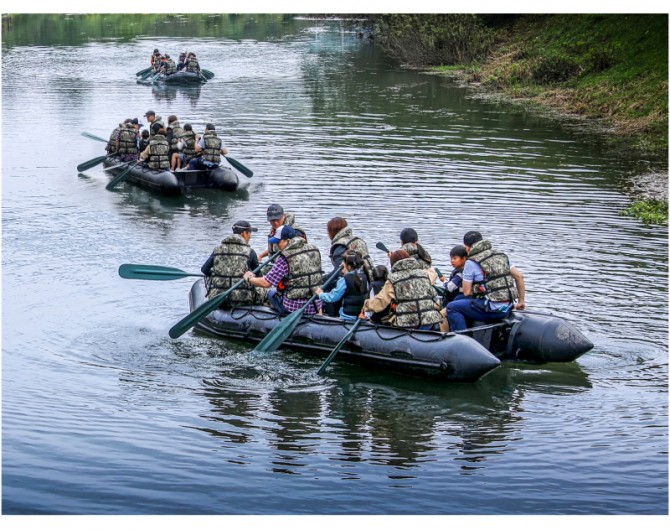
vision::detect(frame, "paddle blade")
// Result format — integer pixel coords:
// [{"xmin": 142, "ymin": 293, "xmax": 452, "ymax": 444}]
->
[
  {"xmin": 77, "ymin": 154, "xmax": 110, "ymax": 172},
  {"xmin": 119, "ymin": 264, "xmax": 203, "ymax": 281},
  {"xmin": 202, "ymin": 69, "xmax": 214, "ymax": 79},
  {"xmin": 224, "ymin": 156, "xmax": 253, "ymax": 178},
  {"xmin": 82, "ymin": 131, "xmax": 108, "ymax": 143},
  {"xmin": 253, "ymin": 307, "xmax": 307, "ymax": 354},
  {"xmin": 375, "ymin": 242, "xmax": 390, "ymax": 253},
  {"xmin": 316, "ymin": 319, "xmax": 362, "ymax": 375},
  {"xmin": 136, "ymin": 67, "xmax": 152, "ymax": 76},
  {"xmin": 106, "ymin": 161, "xmax": 138, "ymax": 190},
  {"xmin": 169, "ymin": 291, "xmax": 227, "ymax": 339}
]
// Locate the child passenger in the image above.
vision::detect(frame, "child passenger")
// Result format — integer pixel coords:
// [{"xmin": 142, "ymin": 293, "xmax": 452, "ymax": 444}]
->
[
  {"xmin": 438, "ymin": 244, "xmax": 468, "ymax": 332},
  {"xmin": 315, "ymin": 252, "xmax": 369, "ymax": 322}
]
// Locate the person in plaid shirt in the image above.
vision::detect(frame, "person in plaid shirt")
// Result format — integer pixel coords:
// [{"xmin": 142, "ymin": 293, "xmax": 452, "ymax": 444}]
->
[{"xmin": 244, "ymin": 225, "xmax": 323, "ymax": 316}]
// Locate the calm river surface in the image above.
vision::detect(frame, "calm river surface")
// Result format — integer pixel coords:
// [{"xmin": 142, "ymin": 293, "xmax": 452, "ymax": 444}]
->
[{"xmin": 1, "ymin": 14, "xmax": 668, "ymax": 517}]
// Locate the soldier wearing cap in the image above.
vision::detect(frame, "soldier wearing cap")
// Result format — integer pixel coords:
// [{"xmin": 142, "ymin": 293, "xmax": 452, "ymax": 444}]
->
[
  {"xmin": 258, "ymin": 203, "xmax": 307, "ymax": 260},
  {"xmin": 244, "ymin": 225, "xmax": 323, "ymax": 316},
  {"xmin": 201, "ymin": 220, "xmax": 267, "ymax": 307},
  {"xmin": 144, "ymin": 110, "xmax": 164, "ymax": 138},
  {"xmin": 115, "ymin": 118, "xmax": 142, "ymax": 161}
]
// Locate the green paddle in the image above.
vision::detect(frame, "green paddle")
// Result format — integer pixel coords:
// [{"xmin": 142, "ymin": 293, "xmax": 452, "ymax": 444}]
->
[
  {"xmin": 375, "ymin": 242, "xmax": 390, "ymax": 254},
  {"xmin": 82, "ymin": 132, "xmax": 108, "ymax": 143},
  {"xmin": 119, "ymin": 264, "xmax": 204, "ymax": 281},
  {"xmin": 169, "ymin": 252, "xmax": 280, "ymax": 340},
  {"xmin": 106, "ymin": 160, "xmax": 141, "ymax": 190},
  {"xmin": 202, "ymin": 69, "xmax": 214, "ymax": 79},
  {"xmin": 316, "ymin": 318, "xmax": 363, "ymax": 376},
  {"xmin": 253, "ymin": 268, "xmax": 341, "ymax": 354},
  {"xmin": 77, "ymin": 152, "xmax": 116, "ymax": 172},
  {"xmin": 136, "ymin": 66, "xmax": 153, "ymax": 76},
  {"xmin": 224, "ymin": 156, "xmax": 253, "ymax": 178}
]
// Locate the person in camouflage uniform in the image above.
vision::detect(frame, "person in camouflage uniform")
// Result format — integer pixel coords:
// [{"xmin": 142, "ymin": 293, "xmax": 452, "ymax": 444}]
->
[
  {"xmin": 105, "ymin": 119, "xmax": 129, "ymax": 154},
  {"xmin": 321, "ymin": 217, "xmax": 375, "ymax": 317},
  {"xmin": 143, "ymin": 110, "xmax": 165, "ymax": 139},
  {"xmin": 244, "ymin": 225, "xmax": 323, "ymax": 315},
  {"xmin": 201, "ymin": 220, "xmax": 267, "ymax": 308},
  {"xmin": 362, "ymin": 250, "xmax": 442, "ymax": 330},
  {"xmin": 115, "ymin": 118, "xmax": 141, "ymax": 161},
  {"xmin": 398, "ymin": 227, "xmax": 433, "ymax": 270},
  {"xmin": 446, "ymin": 231, "xmax": 526, "ymax": 332},
  {"xmin": 139, "ymin": 125, "xmax": 170, "ymax": 170}
]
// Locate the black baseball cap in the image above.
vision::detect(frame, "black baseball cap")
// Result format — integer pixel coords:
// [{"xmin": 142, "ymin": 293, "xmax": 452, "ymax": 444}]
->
[
  {"xmin": 266, "ymin": 203, "xmax": 284, "ymax": 221},
  {"xmin": 144, "ymin": 110, "xmax": 155, "ymax": 117},
  {"xmin": 232, "ymin": 220, "xmax": 258, "ymax": 234}
]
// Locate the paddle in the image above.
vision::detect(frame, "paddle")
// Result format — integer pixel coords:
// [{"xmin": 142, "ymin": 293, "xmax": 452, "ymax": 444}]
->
[
  {"xmin": 82, "ymin": 132, "xmax": 108, "ymax": 143},
  {"xmin": 168, "ymin": 252, "xmax": 280, "ymax": 340},
  {"xmin": 136, "ymin": 66, "xmax": 153, "ymax": 76},
  {"xmin": 253, "ymin": 268, "xmax": 341, "ymax": 354},
  {"xmin": 106, "ymin": 160, "xmax": 141, "ymax": 190},
  {"xmin": 434, "ymin": 267, "xmax": 446, "ymax": 297},
  {"xmin": 77, "ymin": 152, "xmax": 116, "ymax": 172},
  {"xmin": 316, "ymin": 318, "xmax": 363, "ymax": 376},
  {"xmin": 119, "ymin": 264, "xmax": 205, "ymax": 281},
  {"xmin": 375, "ymin": 242, "xmax": 390, "ymax": 254},
  {"xmin": 202, "ymin": 69, "xmax": 214, "ymax": 79},
  {"xmin": 224, "ymin": 156, "xmax": 253, "ymax": 178}
]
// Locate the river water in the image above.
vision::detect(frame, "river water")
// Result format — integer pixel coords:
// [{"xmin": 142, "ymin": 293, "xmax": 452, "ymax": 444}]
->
[{"xmin": 1, "ymin": 14, "xmax": 667, "ymax": 517}]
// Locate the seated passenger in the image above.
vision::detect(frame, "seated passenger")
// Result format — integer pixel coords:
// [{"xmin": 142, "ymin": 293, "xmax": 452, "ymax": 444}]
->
[
  {"xmin": 139, "ymin": 125, "xmax": 170, "ymax": 170},
  {"xmin": 369, "ymin": 264, "xmax": 390, "ymax": 325},
  {"xmin": 361, "ymin": 250, "xmax": 443, "ymax": 330},
  {"xmin": 201, "ymin": 220, "xmax": 267, "ymax": 307},
  {"xmin": 138, "ymin": 129, "xmax": 150, "ymax": 152},
  {"xmin": 187, "ymin": 123, "xmax": 228, "ymax": 170},
  {"xmin": 315, "ymin": 251, "xmax": 369, "ymax": 322},
  {"xmin": 446, "ymin": 231, "xmax": 526, "ymax": 332},
  {"xmin": 258, "ymin": 203, "xmax": 307, "ymax": 261},
  {"xmin": 243, "ymin": 225, "xmax": 323, "ymax": 316}
]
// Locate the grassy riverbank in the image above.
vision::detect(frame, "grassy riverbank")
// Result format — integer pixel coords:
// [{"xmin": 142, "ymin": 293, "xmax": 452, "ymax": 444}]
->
[
  {"xmin": 366, "ymin": 14, "xmax": 668, "ymax": 224},
  {"xmin": 438, "ymin": 14, "xmax": 668, "ymax": 224}
]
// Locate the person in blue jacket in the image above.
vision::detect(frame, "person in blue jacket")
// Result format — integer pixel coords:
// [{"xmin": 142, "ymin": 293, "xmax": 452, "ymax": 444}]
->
[{"xmin": 315, "ymin": 251, "xmax": 369, "ymax": 321}]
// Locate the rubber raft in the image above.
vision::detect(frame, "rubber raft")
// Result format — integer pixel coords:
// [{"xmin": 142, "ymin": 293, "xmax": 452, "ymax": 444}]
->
[
  {"xmin": 103, "ymin": 156, "xmax": 239, "ymax": 195},
  {"xmin": 138, "ymin": 71, "xmax": 206, "ymax": 86},
  {"xmin": 187, "ymin": 280, "xmax": 594, "ymax": 382}
]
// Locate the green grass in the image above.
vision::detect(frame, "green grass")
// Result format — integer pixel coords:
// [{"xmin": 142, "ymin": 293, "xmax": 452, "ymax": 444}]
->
[
  {"xmin": 621, "ymin": 199, "xmax": 669, "ymax": 225},
  {"xmin": 471, "ymin": 14, "xmax": 668, "ymax": 154}
]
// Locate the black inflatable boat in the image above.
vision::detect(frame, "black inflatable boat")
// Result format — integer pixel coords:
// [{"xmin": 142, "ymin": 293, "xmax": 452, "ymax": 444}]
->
[
  {"xmin": 103, "ymin": 156, "xmax": 239, "ymax": 195},
  {"xmin": 187, "ymin": 280, "xmax": 593, "ymax": 381}
]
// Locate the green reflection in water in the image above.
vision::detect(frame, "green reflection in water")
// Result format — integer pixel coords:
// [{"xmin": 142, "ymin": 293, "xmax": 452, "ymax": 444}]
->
[{"xmin": 2, "ymin": 13, "xmax": 311, "ymax": 48}]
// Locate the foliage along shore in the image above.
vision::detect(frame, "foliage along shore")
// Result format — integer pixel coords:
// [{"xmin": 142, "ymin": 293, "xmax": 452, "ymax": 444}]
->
[{"xmin": 363, "ymin": 14, "xmax": 668, "ymax": 224}]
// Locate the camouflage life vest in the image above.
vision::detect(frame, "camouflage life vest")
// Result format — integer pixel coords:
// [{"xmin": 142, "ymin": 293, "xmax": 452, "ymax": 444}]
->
[
  {"xmin": 389, "ymin": 258, "xmax": 442, "ymax": 328},
  {"xmin": 186, "ymin": 57, "xmax": 200, "ymax": 73},
  {"xmin": 164, "ymin": 58, "xmax": 177, "ymax": 75},
  {"xmin": 208, "ymin": 234, "xmax": 265, "ymax": 306},
  {"xmin": 281, "ymin": 237, "xmax": 323, "ymax": 300},
  {"xmin": 149, "ymin": 116, "xmax": 165, "ymax": 138},
  {"xmin": 117, "ymin": 124, "xmax": 138, "ymax": 155},
  {"xmin": 180, "ymin": 130, "xmax": 197, "ymax": 161},
  {"xmin": 202, "ymin": 131, "xmax": 222, "ymax": 164},
  {"xmin": 106, "ymin": 123, "xmax": 123, "ymax": 153},
  {"xmin": 342, "ymin": 269, "xmax": 369, "ymax": 317},
  {"xmin": 168, "ymin": 120, "xmax": 184, "ymax": 151},
  {"xmin": 467, "ymin": 240, "xmax": 519, "ymax": 303},
  {"xmin": 147, "ymin": 134, "xmax": 170, "ymax": 170},
  {"xmin": 401, "ymin": 242, "xmax": 432, "ymax": 269},
  {"xmin": 330, "ymin": 226, "xmax": 375, "ymax": 282}
]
